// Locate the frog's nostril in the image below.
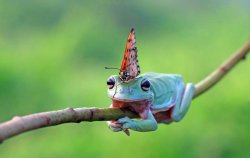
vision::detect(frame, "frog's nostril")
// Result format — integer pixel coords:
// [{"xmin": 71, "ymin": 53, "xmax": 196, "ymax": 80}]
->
[{"xmin": 130, "ymin": 89, "xmax": 134, "ymax": 94}]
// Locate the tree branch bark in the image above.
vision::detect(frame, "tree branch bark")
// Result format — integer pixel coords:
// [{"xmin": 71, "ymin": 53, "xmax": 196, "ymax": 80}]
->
[
  {"xmin": 0, "ymin": 108, "xmax": 138, "ymax": 143},
  {"xmin": 0, "ymin": 38, "xmax": 249, "ymax": 143},
  {"xmin": 194, "ymin": 38, "xmax": 250, "ymax": 97}
]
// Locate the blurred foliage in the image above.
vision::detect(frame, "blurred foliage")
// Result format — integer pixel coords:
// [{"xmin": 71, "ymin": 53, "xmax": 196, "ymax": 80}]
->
[{"xmin": 0, "ymin": 0, "xmax": 250, "ymax": 158}]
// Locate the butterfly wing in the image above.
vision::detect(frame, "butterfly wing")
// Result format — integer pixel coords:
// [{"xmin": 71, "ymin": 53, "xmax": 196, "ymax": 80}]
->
[{"xmin": 120, "ymin": 28, "xmax": 140, "ymax": 81}]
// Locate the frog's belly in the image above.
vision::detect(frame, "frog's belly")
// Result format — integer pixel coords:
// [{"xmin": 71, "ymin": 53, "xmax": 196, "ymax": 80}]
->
[
  {"xmin": 153, "ymin": 107, "xmax": 173, "ymax": 124},
  {"xmin": 112, "ymin": 99, "xmax": 151, "ymax": 114}
]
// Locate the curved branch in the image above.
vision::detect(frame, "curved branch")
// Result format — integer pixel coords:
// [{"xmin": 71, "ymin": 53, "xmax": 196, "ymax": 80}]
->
[
  {"xmin": 0, "ymin": 108, "xmax": 138, "ymax": 143},
  {"xmin": 194, "ymin": 38, "xmax": 250, "ymax": 97},
  {"xmin": 0, "ymin": 38, "xmax": 249, "ymax": 143}
]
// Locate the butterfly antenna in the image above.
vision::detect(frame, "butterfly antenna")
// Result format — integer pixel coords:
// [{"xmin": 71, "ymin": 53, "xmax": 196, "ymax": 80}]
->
[{"xmin": 104, "ymin": 67, "xmax": 121, "ymax": 71}]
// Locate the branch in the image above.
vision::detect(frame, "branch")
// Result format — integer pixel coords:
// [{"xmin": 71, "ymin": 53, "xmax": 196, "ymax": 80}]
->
[
  {"xmin": 194, "ymin": 38, "xmax": 250, "ymax": 97},
  {"xmin": 0, "ymin": 38, "xmax": 249, "ymax": 143},
  {"xmin": 0, "ymin": 108, "xmax": 138, "ymax": 143}
]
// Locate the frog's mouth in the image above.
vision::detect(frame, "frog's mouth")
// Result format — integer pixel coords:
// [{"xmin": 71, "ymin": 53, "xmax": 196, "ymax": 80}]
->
[{"xmin": 112, "ymin": 98, "xmax": 152, "ymax": 114}]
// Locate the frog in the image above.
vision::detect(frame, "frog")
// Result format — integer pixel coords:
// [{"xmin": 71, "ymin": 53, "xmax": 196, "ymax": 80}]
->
[
  {"xmin": 107, "ymin": 73, "xmax": 195, "ymax": 133},
  {"xmin": 106, "ymin": 28, "xmax": 195, "ymax": 134}
]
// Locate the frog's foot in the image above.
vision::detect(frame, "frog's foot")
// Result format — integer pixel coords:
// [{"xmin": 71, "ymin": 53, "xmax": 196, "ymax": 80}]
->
[
  {"xmin": 107, "ymin": 121, "xmax": 123, "ymax": 132},
  {"xmin": 117, "ymin": 117, "xmax": 139, "ymax": 131},
  {"xmin": 117, "ymin": 114, "xmax": 158, "ymax": 132}
]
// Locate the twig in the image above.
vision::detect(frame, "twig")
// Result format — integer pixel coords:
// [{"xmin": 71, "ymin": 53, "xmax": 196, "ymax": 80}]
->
[
  {"xmin": 0, "ymin": 108, "xmax": 138, "ymax": 143},
  {"xmin": 0, "ymin": 38, "xmax": 249, "ymax": 143},
  {"xmin": 194, "ymin": 38, "xmax": 250, "ymax": 97}
]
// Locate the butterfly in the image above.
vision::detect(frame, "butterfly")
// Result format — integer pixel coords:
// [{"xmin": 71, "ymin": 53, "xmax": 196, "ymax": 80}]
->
[{"xmin": 119, "ymin": 28, "xmax": 140, "ymax": 81}]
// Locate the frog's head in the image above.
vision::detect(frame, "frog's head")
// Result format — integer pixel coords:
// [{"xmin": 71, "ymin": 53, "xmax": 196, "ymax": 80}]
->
[{"xmin": 107, "ymin": 75, "xmax": 154, "ymax": 104}]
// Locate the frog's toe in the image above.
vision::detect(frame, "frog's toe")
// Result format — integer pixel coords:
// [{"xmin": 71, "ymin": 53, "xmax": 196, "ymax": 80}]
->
[
  {"xmin": 107, "ymin": 121, "xmax": 123, "ymax": 132},
  {"xmin": 110, "ymin": 126, "xmax": 122, "ymax": 132},
  {"xmin": 108, "ymin": 124, "xmax": 123, "ymax": 132}
]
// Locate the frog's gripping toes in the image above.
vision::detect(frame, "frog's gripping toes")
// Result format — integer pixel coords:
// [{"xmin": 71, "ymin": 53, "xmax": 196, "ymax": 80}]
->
[{"xmin": 106, "ymin": 28, "xmax": 195, "ymax": 134}]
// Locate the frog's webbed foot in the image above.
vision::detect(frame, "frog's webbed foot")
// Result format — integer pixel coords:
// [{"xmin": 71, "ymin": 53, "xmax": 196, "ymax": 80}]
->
[
  {"xmin": 107, "ymin": 121, "xmax": 123, "ymax": 132},
  {"xmin": 117, "ymin": 117, "xmax": 139, "ymax": 131},
  {"xmin": 117, "ymin": 111, "xmax": 158, "ymax": 132},
  {"xmin": 107, "ymin": 119, "xmax": 131, "ymax": 135}
]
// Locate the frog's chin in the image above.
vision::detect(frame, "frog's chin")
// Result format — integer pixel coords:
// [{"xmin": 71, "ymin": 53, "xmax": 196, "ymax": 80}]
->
[{"xmin": 111, "ymin": 98, "xmax": 152, "ymax": 114}]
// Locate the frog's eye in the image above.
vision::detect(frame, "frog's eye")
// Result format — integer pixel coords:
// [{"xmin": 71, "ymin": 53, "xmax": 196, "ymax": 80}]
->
[
  {"xmin": 107, "ymin": 77, "xmax": 115, "ymax": 89},
  {"xmin": 141, "ymin": 79, "xmax": 150, "ymax": 91}
]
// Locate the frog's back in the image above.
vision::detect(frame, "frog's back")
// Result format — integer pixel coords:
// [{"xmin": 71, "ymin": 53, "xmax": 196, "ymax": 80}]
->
[{"xmin": 141, "ymin": 72, "xmax": 184, "ymax": 111}]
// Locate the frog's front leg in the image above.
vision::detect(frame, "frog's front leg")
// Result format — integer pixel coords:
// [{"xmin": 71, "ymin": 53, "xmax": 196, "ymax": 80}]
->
[
  {"xmin": 117, "ymin": 109, "xmax": 158, "ymax": 132},
  {"xmin": 171, "ymin": 83, "xmax": 195, "ymax": 122}
]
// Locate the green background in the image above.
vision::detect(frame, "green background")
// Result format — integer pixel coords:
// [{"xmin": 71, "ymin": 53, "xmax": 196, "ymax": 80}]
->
[{"xmin": 0, "ymin": 1, "xmax": 250, "ymax": 157}]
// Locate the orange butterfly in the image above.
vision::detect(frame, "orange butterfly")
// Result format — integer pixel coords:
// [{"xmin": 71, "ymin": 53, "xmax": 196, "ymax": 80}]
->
[{"xmin": 119, "ymin": 28, "xmax": 140, "ymax": 81}]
